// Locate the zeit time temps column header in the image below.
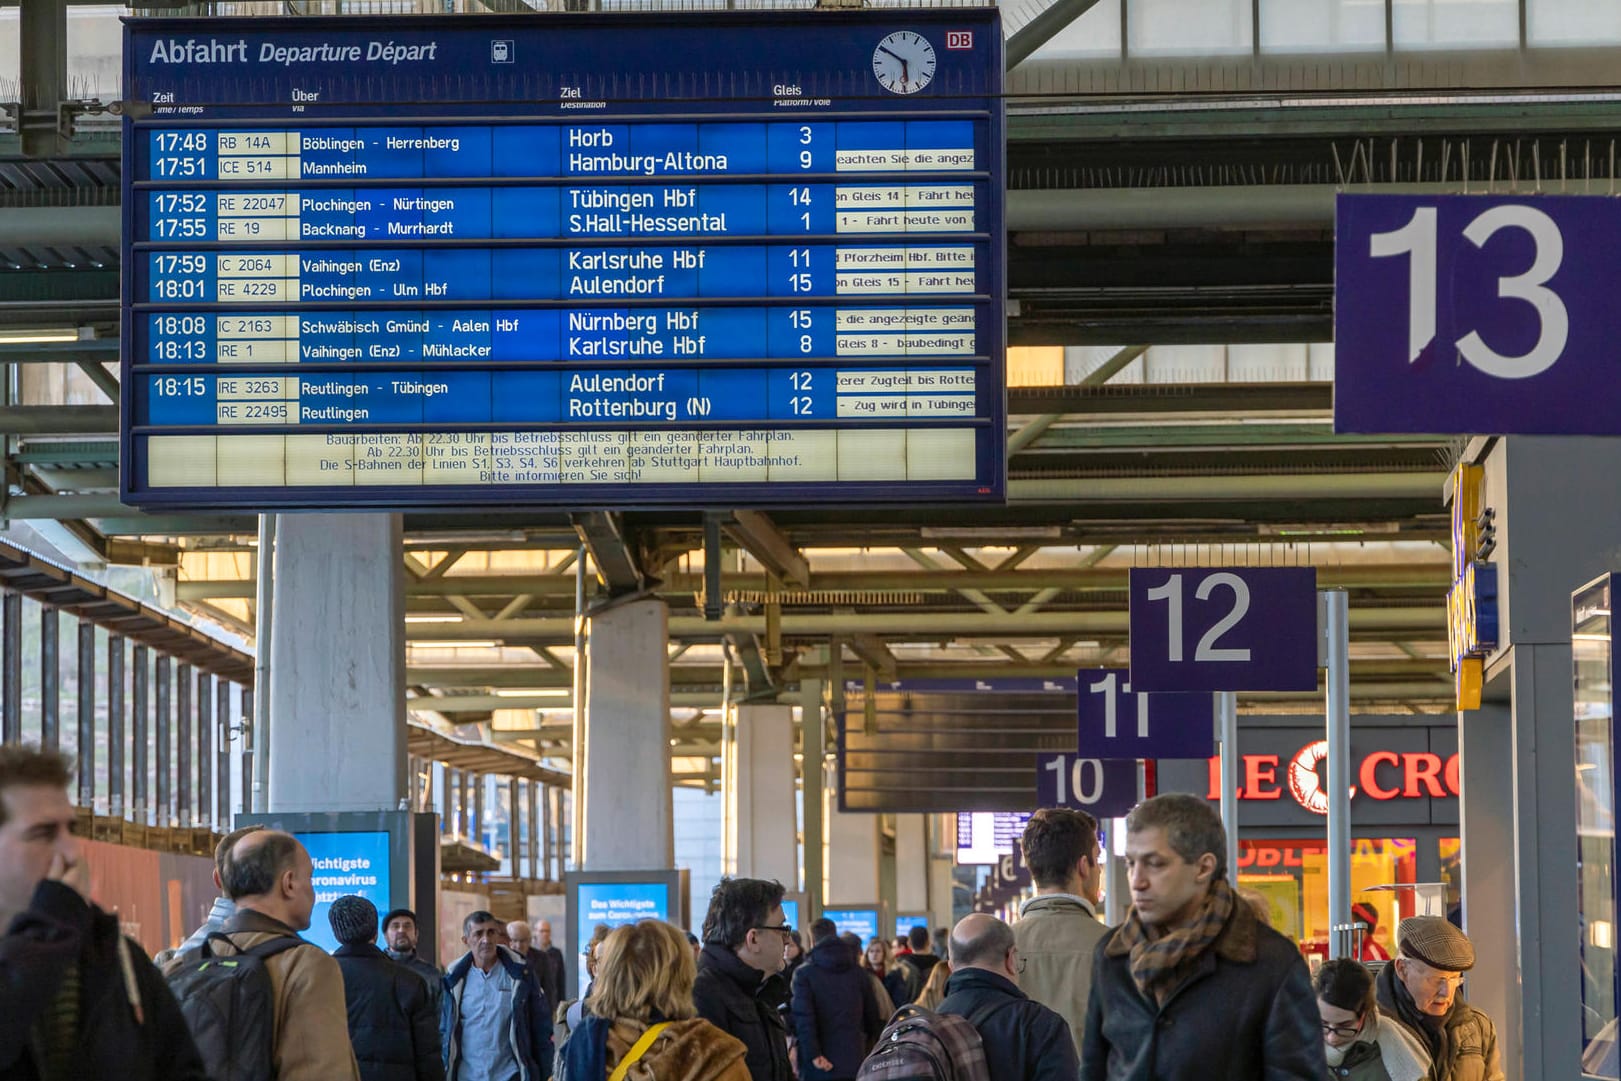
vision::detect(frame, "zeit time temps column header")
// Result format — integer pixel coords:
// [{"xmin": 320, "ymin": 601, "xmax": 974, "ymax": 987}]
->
[{"xmin": 123, "ymin": 11, "xmax": 1006, "ymax": 509}]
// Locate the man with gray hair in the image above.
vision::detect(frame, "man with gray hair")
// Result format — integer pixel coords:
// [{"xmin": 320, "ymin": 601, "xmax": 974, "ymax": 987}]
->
[
  {"xmin": 935, "ymin": 914, "xmax": 1077, "ymax": 1081},
  {"xmin": 1080, "ymin": 793, "xmax": 1321, "ymax": 1080}
]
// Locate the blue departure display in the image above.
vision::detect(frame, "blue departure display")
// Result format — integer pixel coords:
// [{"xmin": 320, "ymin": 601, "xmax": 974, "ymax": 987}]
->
[{"xmin": 122, "ymin": 11, "xmax": 1005, "ymax": 508}]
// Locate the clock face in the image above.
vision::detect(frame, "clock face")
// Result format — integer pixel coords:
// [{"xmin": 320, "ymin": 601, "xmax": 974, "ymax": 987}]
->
[{"xmin": 872, "ymin": 31, "xmax": 937, "ymax": 95}]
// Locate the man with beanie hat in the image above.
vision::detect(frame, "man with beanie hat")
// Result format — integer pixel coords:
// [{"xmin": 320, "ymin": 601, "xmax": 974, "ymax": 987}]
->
[
  {"xmin": 331, "ymin": 895, "xmax": 446, "ymax": 1081},
  {"xmin": 1375, "ymin": 916, "xmax": 1504, "ymax": 1081},
  {"xmin": 383, "ymin": 906, "xmax": 445, "ymax": 1015}
]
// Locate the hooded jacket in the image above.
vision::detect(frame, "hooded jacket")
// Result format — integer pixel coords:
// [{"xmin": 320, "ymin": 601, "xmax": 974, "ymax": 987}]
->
[
  {"xmin": 442, "ymin": 946, "xmax": 555, "ymax": 1081},
  {"xmin": 693, "ymin": 944, "xmax": 791, "ymax": 1081},
  {"xmin": 333, "ymin": 940, "xmax": 446, "ymax": 1081},
  {"xmin": 1013, "ymin": 892, "xmax": 1107, "ymax": 1054},
  {"xmin": 556, "ymin": 1014, "xmax": 751, "ymax": 1081},
  {"xmin": 215, "ymin": 906, "xmax": 363, "ymax": 1081},
  {"xmin": 790, "ymin": 938, "xmax": 883, "ymax": 1080},
  {"xmin": 0, "ymin": 880, "xmax": 210, "ymax": 1081},
  {"xmin": 1080, "ymin": 892, "xmax": 1324, "ymax": 1081},
  {"xmin": 1375, "ymin": 962, "xmax": 1503, "ymax": 1081}
]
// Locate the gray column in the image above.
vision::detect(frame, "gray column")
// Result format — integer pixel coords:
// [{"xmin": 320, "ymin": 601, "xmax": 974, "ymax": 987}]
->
[
  {"xmin": 1459, "ymin": 695, "xmax": 1517, "ymax": 1067},
  {"xmin": 40, "ymin": 606, "xmax": 58, "ymax": 750},
  {"xmin": 729, "ymin": 704, "xmax": 798, "ymax": 885},
  {"xmin": 895, "ymin": 815, "xmax": 930, "ymax": 914},
  {"xmin": 131, "ymin": 646, "xmax": 148, "ymax": 823},
  {"xmin": 107, "ymin": 637, "xmax": 124, "ymax": 818},
  {"xmin": 197, "ymin": 671, "xmax": 213, "ymax": 829},
  {"xmin": 825, "ymin": 761, "xmax": 880, "ymax": 903},
  {"xmin": 267, "ymin": 513, "xmax": 405, "ymax": 811},
  {"xmin": 580, "ymin": 598, "xmax": 671, "ymax": 869},
  {"xmin": 155, "ymin": 655, "xmax": 171, "ymax": 825},
  {"xmin": 75, "ymin": 620, "xmax": 94, "ymax": 808},
  {"xmin": 216, "ymin": 679, "xmax": 231, "ymax": 826},
  {"xmin": 800, "ymin": 679, "xmax": 824, "ymax": 916},
  {"xmin": 2, "ymin": 591, "xmax": 20, "ymax": 743},
  {"xmin": 176, "ymin": 663, "xmax": 192, "ymax": 827}
]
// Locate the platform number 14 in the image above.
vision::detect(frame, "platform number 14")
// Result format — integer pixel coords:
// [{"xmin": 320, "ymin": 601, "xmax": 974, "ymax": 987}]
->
[{"xmin": 1369, "ymin": 204, "xmax": 1568, "ymax": 379}]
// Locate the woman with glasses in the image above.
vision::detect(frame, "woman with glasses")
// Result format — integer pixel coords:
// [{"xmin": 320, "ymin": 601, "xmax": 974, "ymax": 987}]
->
[
  {"xmin": 1314, "ymin": 959, "xmax": 1429, "ymax": 1081},
  {"xmin": 557, "ymin": 920, "xmax": 751, "ymax": 1081}
]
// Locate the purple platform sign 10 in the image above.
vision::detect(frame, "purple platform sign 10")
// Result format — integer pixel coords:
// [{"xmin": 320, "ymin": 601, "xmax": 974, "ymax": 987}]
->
[
  {"xmin": 1336, "ymin": 194, "xmax": 1621, "ymax": 436},
  {"xmin": 1036, "ymin": 753, "xmax": 1138, "ymax": 818},
  {"xmin": 1076, "ymin": 668, "xmax": 1213, "ymax": 760},
  {"xmin": 1128, "ymin": 567, "xmax": 1319, "ymax": 692}
]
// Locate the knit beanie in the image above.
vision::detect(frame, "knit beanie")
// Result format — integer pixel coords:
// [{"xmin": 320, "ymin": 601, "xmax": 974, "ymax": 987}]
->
[{"xmin": 329, "ymin": 895, "xmax": 379, "ymax": 946}]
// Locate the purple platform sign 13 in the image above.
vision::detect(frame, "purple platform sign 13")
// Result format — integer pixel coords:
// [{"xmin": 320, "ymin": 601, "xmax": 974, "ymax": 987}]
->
[
  {"xmin": 1076, "ymin": 668, "xmax": 1213, "ymax": 760},
  {"xmin": 1129, "ymin": 567, "xmax": 1318, "ymax": 692},
  {"xmin": 1036, "ymin": 753, "xmax": 1138, "ymax": 818},
  {"xmin": 1336, "ymin": 194, "xmax": 1621, "ymax": 435}
]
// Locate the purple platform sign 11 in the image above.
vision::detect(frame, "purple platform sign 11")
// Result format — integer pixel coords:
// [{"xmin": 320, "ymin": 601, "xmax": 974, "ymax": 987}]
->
[
  {"xmin": 1076, "ymin": 668, "xmax": 1213, "ymax": 760},
  {"xmin": 1336, "ymin": 194, "xmax": 1621, "ymax": 435},
  {"xmin": 1129, "ymin": 567, "xmax": 1319, "ymax": 692}
]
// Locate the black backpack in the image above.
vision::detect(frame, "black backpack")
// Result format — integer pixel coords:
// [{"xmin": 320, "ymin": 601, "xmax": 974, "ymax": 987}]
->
[{"xmin": 165, "ymin": 931, "xmax": 304, "ymax": 1081}]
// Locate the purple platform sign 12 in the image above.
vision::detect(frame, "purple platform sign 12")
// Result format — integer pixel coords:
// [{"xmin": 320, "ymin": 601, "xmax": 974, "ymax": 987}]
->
[
  {"xmin": 1036, "ymin": 753, "xmax": 1138, "ymax": 818},
  {"xmin": 1129, "ymin": 567, "xmax": 1319, "ymax": 692},
  {"xmin": 1076, "ymin": 668, "xmax": 1213, "ymax": 760},
  {"xmin": 1336, "ymin": 193, "xmax": 1621, "ymax": 435}
]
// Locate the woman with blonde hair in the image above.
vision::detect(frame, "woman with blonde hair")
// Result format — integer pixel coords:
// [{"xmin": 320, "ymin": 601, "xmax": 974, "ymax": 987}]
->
[
  {"xmin": 913, "ymin": 958, "xmax": 951, "ymax": 1010},
  {"xmin": 860, "ymin": 936, "xmax": 909, "ymax": 1013},
  {"xmin": 557, "ymin": 920, "xmax": 751, "ymax": 1081}
]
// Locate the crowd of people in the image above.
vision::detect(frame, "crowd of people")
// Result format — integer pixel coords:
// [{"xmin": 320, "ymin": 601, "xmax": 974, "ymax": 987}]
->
[{"xmin": 0, "ymin": 742, "xmax": 1505, "ymax": 1081}]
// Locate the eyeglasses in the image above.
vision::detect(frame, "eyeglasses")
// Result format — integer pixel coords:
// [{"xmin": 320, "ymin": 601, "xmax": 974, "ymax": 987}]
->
[
  {"xmin": 1320, "ymin": 1017, "xmax": 1364, "ymax": 1039},
  {"xmin": 753, "ymin": 924, "xmax": 793, "ymax": 936}
]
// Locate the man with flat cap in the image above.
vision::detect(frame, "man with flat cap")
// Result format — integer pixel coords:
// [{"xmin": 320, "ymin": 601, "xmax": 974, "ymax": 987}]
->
[{"xmin": 1375, "ymin": 916, "xmax": 1504, "ymax": 1081}]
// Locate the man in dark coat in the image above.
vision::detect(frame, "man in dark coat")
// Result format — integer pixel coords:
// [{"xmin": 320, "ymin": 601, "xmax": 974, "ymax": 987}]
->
[
  {"xmin": 535, "ymin": 920, "xmax": 566, "ymax": 1010},
  {"xmin": 694, "ymin": 877, "xmax": 794, "ymax": 1081},
  {"xmin": 383, "ymin": 906, "xmax": 445, "ymax": 1017},
  {"xmin": 1081, "ymin": 793, "xmax": 1323, "ymax": 1081},
  {"xmin": 896, "ymin": 925, "xmax": 939, "ymax": 1002},
  {"xmin": 937, "ymin": 914, "xmax": 1077, "ymax": 1081},
  {"xmin": 329, "ymin": 895, "xmax": 445, "ymax": 1081},
  {"xmin": 441, "ymin": 910, "xmax": 553, "ymax": 1081},
  {"xmin": 791, "ymin": 919, "xmax": 883, "ymax": 1080},
  {"xmin": 0, "ymin": 744, "xmax": 210, "ymax": 1081}
]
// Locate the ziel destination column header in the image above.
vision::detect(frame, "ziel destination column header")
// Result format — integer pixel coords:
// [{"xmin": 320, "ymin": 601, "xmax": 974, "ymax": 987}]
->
[{"xmin": 122, "ymin": 11, "xmax": 1006, "ymax": 510}]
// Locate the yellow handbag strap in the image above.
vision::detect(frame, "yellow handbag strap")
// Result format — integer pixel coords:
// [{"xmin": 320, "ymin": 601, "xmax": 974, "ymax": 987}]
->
[{"xmin": 608, "ymin": 1022, "xmax": 671, "ymax": 1081}]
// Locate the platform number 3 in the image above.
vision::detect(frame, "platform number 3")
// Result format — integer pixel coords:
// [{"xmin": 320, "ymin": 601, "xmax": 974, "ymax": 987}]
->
[{"xmin": 1369, "ymin": 204, "xmax": 1568, "ymax": 379}]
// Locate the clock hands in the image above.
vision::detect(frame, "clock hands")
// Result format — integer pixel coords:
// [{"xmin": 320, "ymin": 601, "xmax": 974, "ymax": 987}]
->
[{"xmin": 877, "ymin": 44, "xmax": 910, "ymax": 85}]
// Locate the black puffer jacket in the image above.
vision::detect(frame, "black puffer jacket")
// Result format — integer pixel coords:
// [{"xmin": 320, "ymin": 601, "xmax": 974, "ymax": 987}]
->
[
  {"xmin": 790, "ymin": 939, "xmax": 883, "ymax": 1080},
  {"xmin": 333, "ymin": 941, "xmax": 446, "ymax": 1081},
  {"xmin": 694, "ymin": 944, "xmax": 792, "ymax": 1081},
  {"xmin": 0, "ymin": 880, "xmax": 210, "ymax": 1081},
  {"xmin": 937, "ymin": 967, "xmax": 1078, "ymax": 1081},
  {"xmin": 1080, "ymin": 896, "xmax": 1324, "ymax": 1081}
]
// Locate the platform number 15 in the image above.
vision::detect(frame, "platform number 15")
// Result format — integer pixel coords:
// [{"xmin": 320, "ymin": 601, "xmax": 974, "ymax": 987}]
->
[{"xmin": 1369, "ymin": 204, "xmax": 1568, "ymax": 379}]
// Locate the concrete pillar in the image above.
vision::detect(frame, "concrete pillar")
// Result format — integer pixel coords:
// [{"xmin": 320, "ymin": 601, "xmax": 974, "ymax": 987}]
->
[
  {"xmin": 929, "ymin": 852, "xmax": 956, "ymax": 932},
  {"xmin": 895, "ymin": 815, "xmax": 930, "ymax": 913},
  {"xmin": 729, "ymin": 704, "xmax": 798, "ymax": 885},
  {"xmin": 267, "ymin": 513, "xmax": 404, "ymax": 811},
  {"xmin": 800, "ymin": 679, "xmax": 824, "ymax": 916},
  {"xmin": 1459, "ymin": 695, "xmax": 1517, "ymax": 1069},
  {"xmin": 824, "ymin": 762, "xmax": 880, "ymax": 902},
  {"xmin": 580, "ymin": 598, "xmax": 671, "ymax": 870}
]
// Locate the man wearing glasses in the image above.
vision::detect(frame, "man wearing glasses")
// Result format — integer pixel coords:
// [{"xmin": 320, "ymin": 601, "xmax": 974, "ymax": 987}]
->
[
  {"xmin": 694, "ymin": 878, "xmax": 794, "ymax": 1081},
  {"xmin": 1375, "ymin": 917, "xmax": 1504, "ymax": 1081},
  {"xmin": 936, "ymin": 914, "xmax": 1077, "ymax": 1081},
  {"xmin": 1314, "ymin": 959, "xmax": 1430, "ymax": 1080}
]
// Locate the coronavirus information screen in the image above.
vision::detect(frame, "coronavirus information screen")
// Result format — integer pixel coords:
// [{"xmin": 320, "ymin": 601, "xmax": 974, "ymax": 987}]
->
[{"xmin": 122, "ymin": 11, "xmax": 1005, "ymax": 509}]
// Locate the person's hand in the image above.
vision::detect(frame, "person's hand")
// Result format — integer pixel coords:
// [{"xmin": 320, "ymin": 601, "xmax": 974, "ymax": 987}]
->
[
  {"xmin": 813, "ymin": 1056, "xmax": 833, "ymax": 1071},
  {"xmin": 46, "ymin": 850, "xmax": 89, "ymax": 899}
]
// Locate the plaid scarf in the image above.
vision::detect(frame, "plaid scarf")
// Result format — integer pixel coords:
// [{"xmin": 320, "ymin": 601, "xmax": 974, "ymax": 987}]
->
[{"xmin": 1115, "ymin": 878, "xmax": 1236, "ymax": 1005}]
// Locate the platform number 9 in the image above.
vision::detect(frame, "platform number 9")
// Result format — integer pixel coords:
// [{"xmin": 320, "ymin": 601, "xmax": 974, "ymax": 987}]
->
[{"xmin": 1369, "ymin": 204, "xmax": 1568, "ymax": 380}]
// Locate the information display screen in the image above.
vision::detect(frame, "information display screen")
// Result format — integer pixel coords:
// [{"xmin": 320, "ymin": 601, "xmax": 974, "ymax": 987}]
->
[
  {"xmin": 122, "ymin": 12, "xmax": 1004, "ymax": 509},
  {"xmin": 576, "ymin": 880, "xmax": 670, "ymax": 994},
  {"xmin": 956, "ymin": 811, "xmax": 1030, "ymax": 864},
  {"xmin": 821, "ymin": 906, "xmax": 881, "ymax": 944},
  {"xmin": 298, "ymin": 830, "xmax": 391, "ymax": 953}
]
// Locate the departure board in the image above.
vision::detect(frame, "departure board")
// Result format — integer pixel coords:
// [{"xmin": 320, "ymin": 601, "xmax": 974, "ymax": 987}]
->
[{"xmin": 122, "ymin": 11, "xmax": 1005, "ymax": 509}]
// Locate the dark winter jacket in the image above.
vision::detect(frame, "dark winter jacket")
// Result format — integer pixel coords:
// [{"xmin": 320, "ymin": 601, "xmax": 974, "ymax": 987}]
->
[
  {"xmin": 1375, "ymin": 961, "xmax": 1503, "ymax": 1081},
  {"xmin": 694, "ymin": 944, "xmax": 792, "ymax": 1081},
  {"xmin": 442, "ymin": 947, "xmax": 555, "ymax": 1081},
  {"xmin": 897, "ymin": 952, "xmax": 940, "ymax": 996},
  {"xmin": 880, "ymin": 968, "xmax": 910, "ymax": 1012},
  {"xmin": 538, "ymin": 945, "xmax": 566, "ymax": 1012},
  {"xmin": 334, "ymin": 940, "xmax": 446, "ymax": 1081},
  {"xmin": 0, "ymin": 879, "xmax": 210, "ymax": 1081},
  {"xmin": 388, "ymin": 947, "xmax": 446, "ymax": 1018},
  {"xmin": 790, "ymin": 939, "xmax": 883, "ymax": 1080},
  {"xmin": 937, "ymin": 967, "xmax": 1078, "ymax": 1081},
  {"xmin": 1080, "ymin": 895, "xmax": 1325, "ymax": 1081}
]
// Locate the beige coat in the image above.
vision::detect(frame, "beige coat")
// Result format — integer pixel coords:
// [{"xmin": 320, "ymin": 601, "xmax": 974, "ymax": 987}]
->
[
  {"xmin": 1013, "ymin": 893, "xmax": 1107, "ymax": 1055},
  {"xmin": 214, "ymin": 908, "xmax": 362, "ymax": 1081}
]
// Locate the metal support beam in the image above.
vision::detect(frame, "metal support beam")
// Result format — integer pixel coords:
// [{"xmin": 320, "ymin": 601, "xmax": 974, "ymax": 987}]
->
[
  {"xmin": 71, "ymin": 357, "xmax": 119, "ymax": 403},
  {"xmin": 3, "ymin": 592, "xmax": 20, "ymax": 743},
  {"xmin": 76, "ymin": 619, "xmax": 93, "ymax": 807},
  {"xmin": 18, "ymin": 0, "xmax": 69, "ymax": 157},
  {"xmin": 570, "ymin": 511, "xmax": 644, "ymax": 594},
  {"xmin": 848, "ymin": 634, "xmax": 898, "ymax": 680},
  {"xmin": 216, "ymin": 677, "xmax": 231, "ymax": 826},
  {"xmin": 132, "ymin": 646, "xmax": 147, "ymax": 823},
  {"xmin": 39, "ymin": 605, "xmax": 57, "ymax": 750},
  {"xmin": 176, "ymin": 663, "xmax": 192, "ymax": 828},
  {"xmin": 1080, "ymin": 344, "xmax": 1150, "ymax": 386},
  {"xmin": 0, "ymin": 406, "xmax": 117, "ymax": 435},
  {"xmin": 1005, "ymin": 0, "xmax": 1103, "ymax": 69},
  {"xmin": 108, "ymin": 635, "xmax": 124, "ymax": 818},
  {"xmin": 155, "ymin": 655, "xmax": 170, "ymax": 826},
  {"xmin": 197, "ymin": 670, "xmax": 213, "ymax": 829},
  {"xmin": 726, "ymin": 510, "xmax": 811, "ymax": 589}
]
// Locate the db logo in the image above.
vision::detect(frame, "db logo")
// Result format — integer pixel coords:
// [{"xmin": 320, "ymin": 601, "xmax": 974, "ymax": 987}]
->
[{"xmin": 946, "ymin": 30, "xmax": 973, "ymax": 49}]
